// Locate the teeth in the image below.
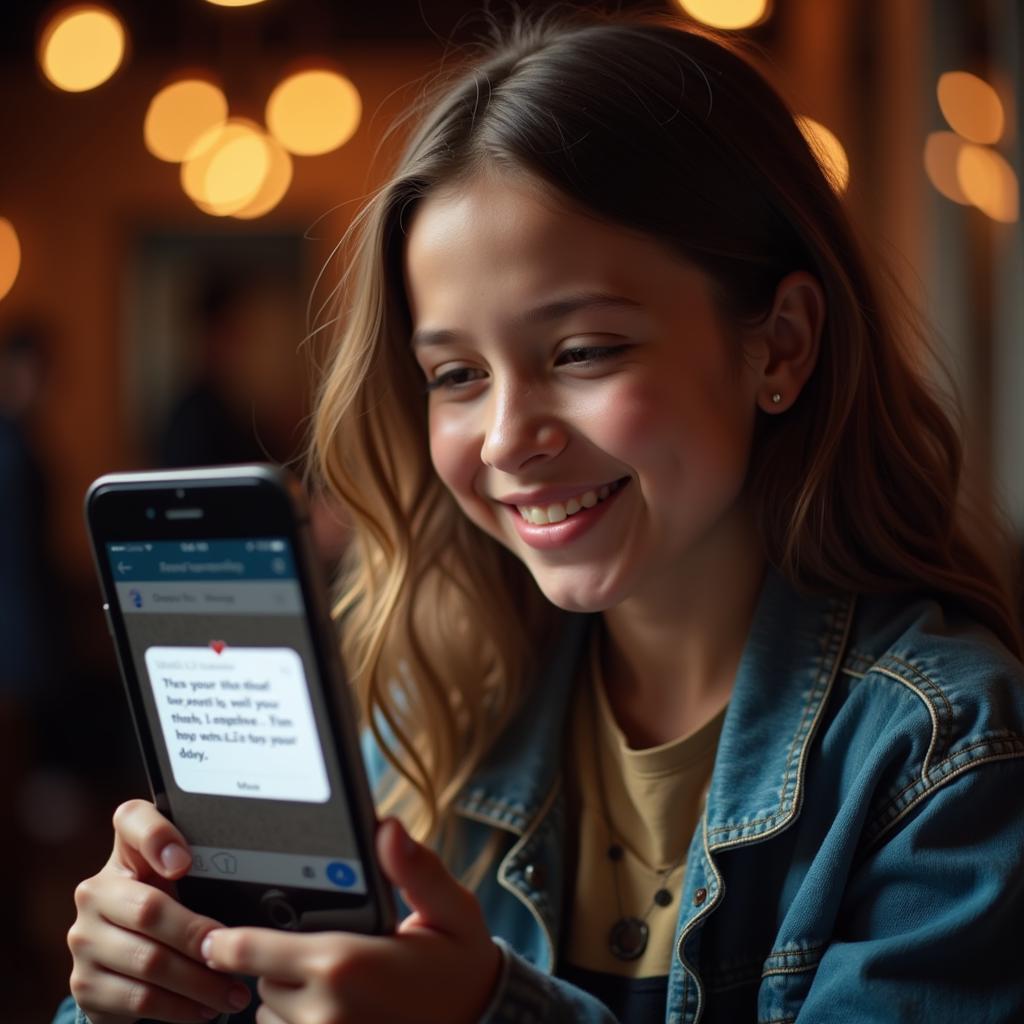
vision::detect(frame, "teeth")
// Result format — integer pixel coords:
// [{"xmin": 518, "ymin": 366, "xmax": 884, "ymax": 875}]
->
[{"xmin": 517, "ymin": 480, "xmax": 624, "ymax": 525}]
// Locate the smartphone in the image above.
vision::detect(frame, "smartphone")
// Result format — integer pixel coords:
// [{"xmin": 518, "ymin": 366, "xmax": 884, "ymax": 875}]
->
[{"xmin": 85, "ymin": 464, "xmax": 395, "ymax": 934}]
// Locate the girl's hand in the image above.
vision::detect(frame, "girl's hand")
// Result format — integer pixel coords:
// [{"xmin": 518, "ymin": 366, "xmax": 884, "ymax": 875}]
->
[
  {"xmin": 202, "ymin": 818, "xmax": 503, "ymax": 1024},
  {"xmin": 67, "ymin": 799, "xmax": 253, "ymax": 1024}
]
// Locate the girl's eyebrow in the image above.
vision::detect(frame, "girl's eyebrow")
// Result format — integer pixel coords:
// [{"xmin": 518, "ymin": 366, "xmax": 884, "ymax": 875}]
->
[{"xmin": 410, "ymin": 291, "xmax": 642, "ymax": 349}]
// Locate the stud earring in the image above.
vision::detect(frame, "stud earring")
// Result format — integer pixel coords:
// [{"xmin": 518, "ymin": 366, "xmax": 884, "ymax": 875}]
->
[{"xmin": 770, "ymin": 392, "xmax": 782, "ymax": 405}]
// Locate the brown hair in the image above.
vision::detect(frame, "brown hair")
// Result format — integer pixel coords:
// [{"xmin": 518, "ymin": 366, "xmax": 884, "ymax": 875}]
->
[{"xmin": 312, "ymin": 10, "xmax": 1021, "ymax": 841}]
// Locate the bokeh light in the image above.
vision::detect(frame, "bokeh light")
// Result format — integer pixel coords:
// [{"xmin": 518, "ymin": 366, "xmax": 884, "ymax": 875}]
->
[
  {"xmin": 924, "ymin": 131, "xmax": 972, "ymax": 205},
  {"xmin": 266, "ymin": 69, "xmax": 362, "ymax": 156},
  {"xmin": 937, "ymin": 71, "xmax": 1005, "ymax": 145},
  {"xmin": 181, "ymin": 119, "xmax": 271, "ymax": 216},
  {"xmin": 674, "ymin": 0, "xmax": 770, "ymax": 30},
  {"xmin": 796, "ymin": 116, "xmax": 849, "ymax": 193},
  {"xmin": 0, "ymin": 219, "xmax": 21, "ymax": 303},
  {"xmin": 39, "ymin": 5, "xmax": 126, "ymax": 92},
  {"xmin": 957, "ymin": 144, "xmax": 1020, "ymax": 223},
  {"xmin": 232, "ymin": 134, "xmax": 294, "ymax": 219},
  {"xmin": 144, "ymin": 78, "xmax": 229, "ymax": 163}
]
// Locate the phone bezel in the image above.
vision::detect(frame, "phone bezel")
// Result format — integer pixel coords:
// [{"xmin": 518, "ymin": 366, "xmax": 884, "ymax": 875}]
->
[{"xmin": 85, "ymin": 465, "xmax": 395, "ymax": 934}]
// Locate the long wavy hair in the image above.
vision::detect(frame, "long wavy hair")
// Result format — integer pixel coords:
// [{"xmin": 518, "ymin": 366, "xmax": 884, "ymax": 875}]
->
[{"xmin": 311, "ymin": 10, "xmax": 1022, "ymax": 844}]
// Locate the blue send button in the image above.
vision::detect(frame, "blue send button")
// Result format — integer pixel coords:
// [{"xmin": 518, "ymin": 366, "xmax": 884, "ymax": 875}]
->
[{"xmin": 326, "ymin": 861, "xmax": 358, "ymax": 889}]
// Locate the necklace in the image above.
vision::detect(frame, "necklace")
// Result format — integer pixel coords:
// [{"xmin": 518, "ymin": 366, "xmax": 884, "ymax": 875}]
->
[{"xmin": 586, "ymin": 628, "xmax": 688, "ymax": 962}]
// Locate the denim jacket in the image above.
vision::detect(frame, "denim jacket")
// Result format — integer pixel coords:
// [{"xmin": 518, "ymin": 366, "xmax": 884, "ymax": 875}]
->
[
  {"xmin": 437, "ymin": 569, "xmax": 1024, "ymax": 1023},
  {"xmin": 54, "ymin": 570, "xmax": 1024, "ymax": 1024}
]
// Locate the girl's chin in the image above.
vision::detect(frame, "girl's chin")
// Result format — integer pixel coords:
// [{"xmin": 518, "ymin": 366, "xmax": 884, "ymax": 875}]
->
[{"xmin": 532, "ymin": 575, "xmax": 626, "ymax": 614}]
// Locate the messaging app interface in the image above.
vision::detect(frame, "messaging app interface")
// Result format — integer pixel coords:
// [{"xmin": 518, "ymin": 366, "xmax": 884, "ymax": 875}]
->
[{"xmin": 107, "ymin": 539, "xmax": 366, "ymax": 895}]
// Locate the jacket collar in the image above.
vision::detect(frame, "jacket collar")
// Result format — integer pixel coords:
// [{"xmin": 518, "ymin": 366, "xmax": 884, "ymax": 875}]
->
[
  {"xmin": 704, "ymin": 569, "xmax": 855, "ymax": 849},
  {"xmin": 455, "ymin": 569, "xmax": 855, "ymax": 842}
]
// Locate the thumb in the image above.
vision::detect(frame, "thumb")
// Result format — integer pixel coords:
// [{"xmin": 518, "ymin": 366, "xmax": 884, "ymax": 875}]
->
[{"xmin": 376, "ymin": 817, "xmax": 481, "ymax": 938}]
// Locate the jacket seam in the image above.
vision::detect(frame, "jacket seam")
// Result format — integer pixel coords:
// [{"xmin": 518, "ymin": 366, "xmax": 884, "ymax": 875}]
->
[
  {"xmin": 761, "ymin": 961, "xmax": 820, "ymax": 978},
  {"xmin": 875, "ymin": 655, "xmax": 956, "ymax": 770},
  {"xmin": 864, "ymin": 746, "xmax": 1024, "ymax": 852},
  {"xmin": 455, "ymin": 804, "xmax": 524, "ymax": 837},
  {"xmin": 869, "ymin": 665, "xmax": 942, "ymax": 778},
  {"xmin": 674, "ymin": 805, "xmax": 724, "ymax": 1023},
  {"xmin": 495, "ymin": 777, "xmax": 563, "ymax": 972},
  {"xmin": 456, "ymin": 790, "xmax": 532, "ymax": 832},
  {"xmin": 762, "ymin": 943, "xmax": 827, "ymax": 965},
  {"xmin": 707, "ymin": 594, "xmax": 856, "ymax": 846}
]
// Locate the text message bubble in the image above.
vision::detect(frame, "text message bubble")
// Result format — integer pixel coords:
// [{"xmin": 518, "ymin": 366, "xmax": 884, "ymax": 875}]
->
[{"xmin": 144, "ymin": 646, "xmax": 330, "ymax": 803}]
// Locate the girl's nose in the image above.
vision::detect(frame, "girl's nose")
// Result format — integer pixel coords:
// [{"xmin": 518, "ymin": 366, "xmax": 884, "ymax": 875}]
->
[{"xmin": 480, "ymin": 388, "xmax": 567, "ymax": 472}]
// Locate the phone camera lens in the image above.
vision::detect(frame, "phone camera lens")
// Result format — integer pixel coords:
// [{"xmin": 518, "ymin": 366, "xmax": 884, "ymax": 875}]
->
[
  {"xmin": 175, "ymin": 488, "xmax": 185, "ymax": 499},
  {"xmin": 146, "ymin": 507, "xmax": 156, "ymax": 520}
]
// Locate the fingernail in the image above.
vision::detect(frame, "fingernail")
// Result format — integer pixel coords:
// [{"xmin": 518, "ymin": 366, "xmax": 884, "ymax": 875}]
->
[
  {"xmin": 228, "ymin": 985, "xmax": 250, "ymax": 1010},
  {"xmin": 199, "ymin": 1007, "xmax": 219, "ymax": 1021},
  {"xmin": 160, "ymin": 843, "xmax": 190, "ymax": 874},
  {"xmin": 200, "ymin": 930, "xmax": 219, "ymax": 962}
]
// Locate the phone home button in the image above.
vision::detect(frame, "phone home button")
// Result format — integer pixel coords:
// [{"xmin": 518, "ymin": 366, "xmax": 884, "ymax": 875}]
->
[{"xmin": 261, "ymin": 889, "xmax": 299, "ymax": 930}]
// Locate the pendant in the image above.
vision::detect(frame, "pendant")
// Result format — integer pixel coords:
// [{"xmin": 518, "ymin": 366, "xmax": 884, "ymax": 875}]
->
[{"xmin": 609, "ymin": 916, "xmax": 649, "ymax": 960}]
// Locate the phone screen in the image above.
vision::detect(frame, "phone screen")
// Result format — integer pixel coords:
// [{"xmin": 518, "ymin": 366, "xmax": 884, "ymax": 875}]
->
[{"xmin": 105, "ymin": 536, "xmax": 366, "ymax": 896}]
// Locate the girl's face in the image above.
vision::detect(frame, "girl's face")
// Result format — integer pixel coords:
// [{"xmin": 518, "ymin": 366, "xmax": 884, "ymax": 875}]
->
[{"xmin": 404, "ymin": 172, "xmax": 764, "ymax": 614}]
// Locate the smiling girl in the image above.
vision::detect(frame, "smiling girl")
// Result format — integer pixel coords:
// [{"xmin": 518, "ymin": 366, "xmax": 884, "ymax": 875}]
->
[{"xmin": 59, "ymin": 10, "xmax": 1024, "ymax": 1024}]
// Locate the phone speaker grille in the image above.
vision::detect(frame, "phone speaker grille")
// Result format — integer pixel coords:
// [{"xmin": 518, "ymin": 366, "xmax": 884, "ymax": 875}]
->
[{"xmin": 165, "ymin": 508, "xmax": 204, "ymax": 520}]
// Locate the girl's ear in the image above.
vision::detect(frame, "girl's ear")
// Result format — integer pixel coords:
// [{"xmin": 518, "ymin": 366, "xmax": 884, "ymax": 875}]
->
[{"xmin": 749, "ymin": 271, "xmax": 825, "ymax": 413}]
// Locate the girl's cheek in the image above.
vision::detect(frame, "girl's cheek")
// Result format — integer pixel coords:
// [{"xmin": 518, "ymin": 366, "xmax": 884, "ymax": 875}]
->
[
  {"xmin": 585, "ymin": 382, "xmax": 670, "ymax": 452},
  {"xmin": 428, "ymin": 412, "xmax": 480, "ymax": 498}
]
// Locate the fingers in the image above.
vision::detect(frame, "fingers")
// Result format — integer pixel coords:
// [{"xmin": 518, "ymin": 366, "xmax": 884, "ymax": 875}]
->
[
  {"xmin": 76, "ymin": 872, "xmax": 223, "ymax": 963},
  {"xmin": 254, "ymin": 1002, "xmax": 288, "ymax": 1024},
  {"xmin": 71, "ymin": 962, "xmax": 226, "ymax": 1024},
  {"xmin": 111, "ymin": 799, "xmax": 192, "ymax": 882},
  {"xmin": 71, "ymin": 917, "xmax": 251, "ymax": 1018},
  {"xmin": 203, "ymin": 928, "xmax": 339, "ymax": 984},
  {"xmin": 376, "ymin": 817, "xmax": 483, "ymax": 937}
]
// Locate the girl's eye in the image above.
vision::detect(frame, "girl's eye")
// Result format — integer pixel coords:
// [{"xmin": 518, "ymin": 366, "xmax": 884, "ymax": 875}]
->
[
  {"xmin": 556, "ymin": 344, "xmax": 628, "ymax": 366},
  {"xmin": 424, "ymin": 366, "xmax": 486, "ymax": 393}
]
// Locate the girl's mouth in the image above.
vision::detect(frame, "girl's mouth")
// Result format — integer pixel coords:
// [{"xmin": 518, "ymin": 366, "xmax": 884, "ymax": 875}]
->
[{"xmin": 515, "ymin": 476, "xmax": 630, "ymax": 524}]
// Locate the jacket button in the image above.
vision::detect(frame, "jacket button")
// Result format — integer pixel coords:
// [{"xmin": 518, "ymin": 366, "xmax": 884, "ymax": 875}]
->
[
  {"xmin": 693, "ymin": 887, "xmax": 708, "ymax": 906},
  {"xmin": 524, "ymin": 863, "xmax": 547, "ymax": 889}
]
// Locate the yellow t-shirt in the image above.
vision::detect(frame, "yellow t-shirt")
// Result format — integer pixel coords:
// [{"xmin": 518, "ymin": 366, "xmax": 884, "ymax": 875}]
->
[{"xmin": 562, "ymin": 665, "xmax": 726, "ymax": 980}]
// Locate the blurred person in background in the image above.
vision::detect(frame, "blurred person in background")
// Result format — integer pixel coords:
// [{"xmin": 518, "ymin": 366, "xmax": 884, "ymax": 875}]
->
[
  {"xmin": 157, "ymin": 271, "xmax": 307, "ymax": 470},
  {"xmin": 156, "ymin": 271, "xmax": 349, "ymax": 571},
  {"xmin": 0, "ymin": 322, "xmax": 67, "ymax": 985}
]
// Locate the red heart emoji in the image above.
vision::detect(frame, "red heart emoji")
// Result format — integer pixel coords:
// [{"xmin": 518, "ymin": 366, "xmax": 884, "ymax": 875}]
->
[{"xmin": 210, "ymin": 640, "xmax": 227, "ymax": 655}]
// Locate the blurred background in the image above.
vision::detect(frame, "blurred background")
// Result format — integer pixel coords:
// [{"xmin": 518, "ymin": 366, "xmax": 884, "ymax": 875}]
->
[{"xmin": 0, "ymin": 0, "xmax": 1020, "ymax": 1018}]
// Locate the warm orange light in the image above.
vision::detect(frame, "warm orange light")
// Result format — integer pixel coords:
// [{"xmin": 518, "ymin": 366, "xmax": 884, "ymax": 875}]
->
[
  {"xmin": 0, "ymin": 219, "xmax": 21, "ymax": 303},
  {"xmin": 232, "ymin": 134, "xmax": 293, "ymax": 219},
  {"xmin": 675, "ymin": 0, "xmax": 770, "ymax": 30},
  {"xmin": 39, "ymin": 5, "xmax": 126, "ymax": 92},
  {"xmin": 923, "ymin": 131, "xmax": 972, "ymax": 205},
  {"xmin": 957, "ymin": 144, "xmax": 1020, "ymax": 223},
  {"xmin": 796, "ymin": 116, "xmax": 849, "ymax": 193},
  {"xmin": 145, "ymin": 79, "xmax": 229, "ymax": 163},
  {"xmin": 266, "ymin": 70, "xmax": 361, "ymax": 156},
  {"xmin": 937, "ymin": 71, "xmax": 1004, "ymax": 145},
  {"xmin": 181, "ymin": 119, "xmax": 271, "ymax": 216}
]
